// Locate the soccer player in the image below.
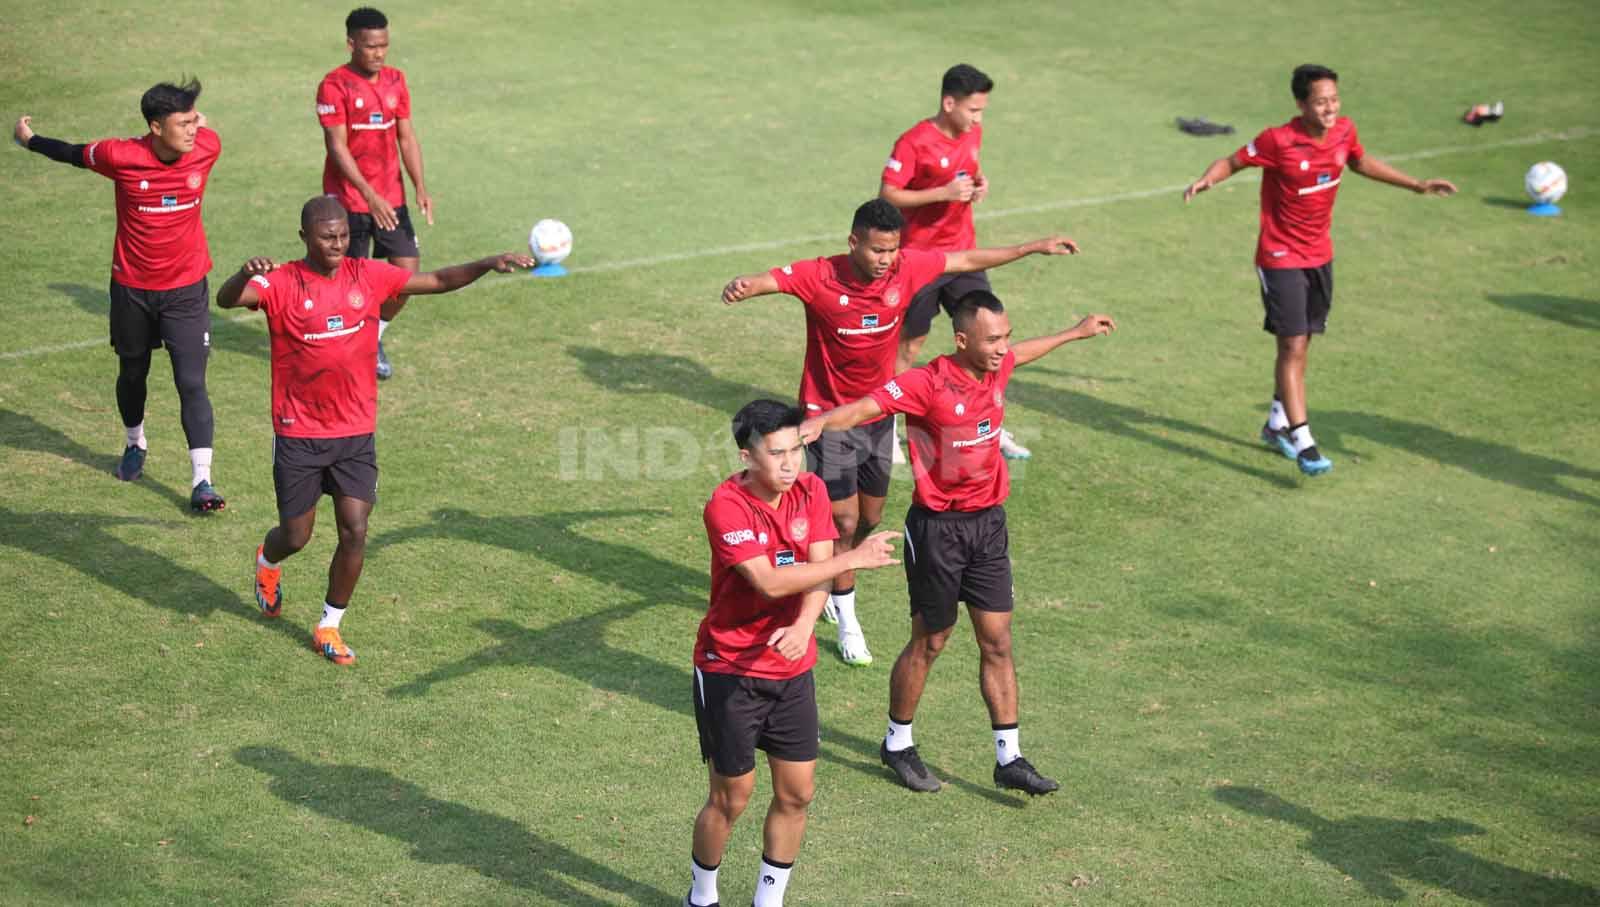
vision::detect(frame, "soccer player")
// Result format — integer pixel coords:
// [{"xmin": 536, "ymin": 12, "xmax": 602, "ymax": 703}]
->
[
  {"xmin": 879, "ymin": 63, "xmax": 1031, "ymax": 461},
  {"xmin": 13, "ymin": 79, "xmax": 227, "ymax": 511},
  {"xmin": 800, "ymin": 293, "xmax": 1116, "ymax": 795},
  {"xmin": 317, "ymin": 6, "xmax": 433, "ymax": 380},
  {"xmin": 720, "ymin": 198, "xmax": 1078, "ymax": 666},
  {"xmin": 688, "ymin": 399, "xmax": 899, "ymax": 907},
  {"xmin": 216, "ymin": 196, "xmax": 533, "ymax": 665},
  {"xmin": 1183, "ymin": 63, "xmax": 1456, "ymax": 476}
]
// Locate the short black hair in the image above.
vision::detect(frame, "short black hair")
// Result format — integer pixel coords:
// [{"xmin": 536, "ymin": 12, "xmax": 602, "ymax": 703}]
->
[
  {"xmin": 140, "ymin": 78, "xmax": 201, "ymax": 126},
  {"xmin": 346, "ymin": 6, "xmax": 388, "ymax": 35},
  {"xmin": 951, "ymin": 290, "xmax": 1005, "ymax": 334},
  {"xmin": 732, "ymin": 399, "xmax": 803, "ymax": 451},
  {"xmin": 1291, "ymin": 64, "xmax": 1338, "ymax": 102},
  {"xmin": 851, "ymin": 198, "xmax": 904, "ymax": 236},
  {"xmin": 942, "ymin": 64, "xmax": 993, "ymax": 100},
  {"xmin": 301, "ymin": 195, "xmax": 349, "ymax": 231}
]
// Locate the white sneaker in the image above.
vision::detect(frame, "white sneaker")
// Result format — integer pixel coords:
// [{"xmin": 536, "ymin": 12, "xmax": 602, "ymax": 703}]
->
[
  {"xmin": 999, "ymin": 429, "xmax": 1031, "ymax": 460},
  {"xmin": 822, "ymin": 599, "xmax": 840, "ymax": 625},
  {"xmin": 839, "ymin": 628, "xmax": 873, "ymax": 666}
]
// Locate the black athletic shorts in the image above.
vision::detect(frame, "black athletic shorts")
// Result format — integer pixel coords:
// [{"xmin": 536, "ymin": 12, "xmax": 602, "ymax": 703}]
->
[
  {"xmin": 693, "ymin": 667, "xmax": 819, "ymax": 776},
  {"xmin": 108, "ymin": 277, "xmax": 211, "ymax": 359},
  {"xmin": 902, "ymin": 270, "xmax": 992, "ymax": 340},
  {"xmin": 805, "ymin": 416, "xmax": 893, "ymax": 501},
  {"xmin": 272, "ymin": 433, "xmax": 379, "ymax": 520},
  {"xmin": 902, "ymin": 504, "xmax": 1013, "ymax": 633},
  {"xmin": 1258, "ymin": 262, "xmax": 1333, "ymax": 336},
  {"xmin": 348, "ymin": 205, "xmax": 420, "ymax": 260}
]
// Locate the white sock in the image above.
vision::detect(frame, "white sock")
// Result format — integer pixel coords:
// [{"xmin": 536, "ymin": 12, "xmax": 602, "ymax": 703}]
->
[
  {"xmin": 831, "ymin": 588, "xmax": 858, "ymax": 633},
  {"xmin": 257, "ymin": 550, "xmax": 281, "ymax": 570},
  {"xmin": 1289, "ymin": 423, "xmax": 1316, "ymax": 454},
  {"xmin": 689, "ymin": 855, "xmax": 719, "ymax": 906},
  {"xmin": 885, "ymin": 716, "xmax": 914, "ymax": 752},
  {"xmin": 994, "ymin": 724, "xmax": 1021, "ymax": 766},
  {"xmin": 189, "ymin": 447, "xmax": 213, "ymax": 487},
  {"xmin": 753, "ymin": 857, "xmax": 793, "ymax": 907},
  {"xmin": 378, "ymin": 319, "xmax": 391, "ymax": 339},
  {"xmin": 1267, "ymin": 398, "xmax": 1289, "ymax": 431},
  {"xmin": 318, "ymin": 602, "xmax": 346, "ymax": 629},
  {"xmin": 125, "ymin": 423, "xmax": 147, "ymax": 450}
]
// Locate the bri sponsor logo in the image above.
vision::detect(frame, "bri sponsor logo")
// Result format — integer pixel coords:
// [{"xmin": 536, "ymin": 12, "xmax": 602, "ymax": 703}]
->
[
  {"xmin": 886, "ymin": 157, "xmax": 902, "ymax": 172},
  {"xmin": 884, "ymin": 380, "xmax": 904, "ymax": 400},
  {"xmin": 317, "ymin": 103, "xmax": 337, "ymax": 115},
  {"xmin": 722, "ymin": 528, "xmax": 756, "ymax": 545}
]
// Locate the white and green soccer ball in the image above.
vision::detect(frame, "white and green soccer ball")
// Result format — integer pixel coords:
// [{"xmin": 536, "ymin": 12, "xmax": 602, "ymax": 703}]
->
[{"xmin": 529, "ymin": 218, "xmax": 573, "ymax": 266}]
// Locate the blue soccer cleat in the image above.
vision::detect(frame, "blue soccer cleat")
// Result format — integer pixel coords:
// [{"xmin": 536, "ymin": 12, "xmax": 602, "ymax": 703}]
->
[
  {"xmin": 1260, "ymin": 423, "xmax": 1296, "ymax": 460},
  {"xmin": 1296, "ymin": 448, "xmax": 1333, "ymax": 476}
]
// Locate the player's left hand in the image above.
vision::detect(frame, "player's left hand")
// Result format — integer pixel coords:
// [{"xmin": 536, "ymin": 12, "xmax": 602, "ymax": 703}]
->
[
  {"xmin": 491, "ymin": 253, "xmax": 537, "ymax": 272},
  {"xmin": 13, "ymin": 115, "xmax": 35, "ymax": 148},
  {"xmin": 1416, "ymin": 178, "xmax": 1457, "ymax": 197},
  {"xmin": 415, "ymin": 187, "xmax": 434, "ymax": 225},
  {"xmin": 767, "ymin": 621, "xmax": 815, "ymax": 660},
  {"xmin": 1030, "ymin": 235, "xmax": 1081, "ymax": 256},
  {"xmin": 721, "ymin": 277, "xmax": 755, "ymax": 304},
  {"xmin": 1072, "ymin": 313, "xmax": 1117, "ymax": 338},
  {"xmin": 241, "ymin": 257, "xmax": 279, "ymax": 275}
]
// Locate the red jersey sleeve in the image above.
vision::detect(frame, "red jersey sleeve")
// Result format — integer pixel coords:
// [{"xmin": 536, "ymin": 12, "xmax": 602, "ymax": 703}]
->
[
  {"xmin": 1234, "ymin": 127, "xmax": 1279, "ymax": 170},
  {"xmin": 316, "ymin": 76, "xmax": 346, "ymax": 128},
  {"xmin": 802, "ymin": 475, "xmax": 840, "ymax": 545},
  {"xmin": 704, "ymin": 495, "xmax": 766, "ymax": 569},
  {"xmin": 902, "ymin": 248, "xmax": 948, "ymax": 290},
  {"xmin": 82, "ymin": 137, "xmax": 127, "ymax": 178},
  {"xmin": 247, "ymin": 269, "xmax": 288, "ymax": 317},
  {"xmin": 882, "ymin": 131, "xmax": 917, "ymax": 188},
  {"xmin": 364, "ymin": 259, "xmax": 414, "ymax": 303},
  {"xmin": 394, "ymin": 71, "xmax": 413, "ymax": 120},
  {"xmin": 1346, "ymin": 122, "xmax": 1365, "ymax": 163},
  {"xmin": 770, "ymin": 258, "xmax": 821, "ymax": 304},
  {"xmin": 869, "ymin": 366, "xmax": 935, "ymax": 418}
]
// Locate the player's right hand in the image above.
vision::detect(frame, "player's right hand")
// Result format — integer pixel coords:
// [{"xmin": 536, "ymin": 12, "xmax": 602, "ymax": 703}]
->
[
  {"xmin": 13, "ymin": 115, "xmax": 34, "ymax": 148},
  {"xmin": 851, "ymin": 530, "xmax": 901, "ymax": 570},
  {"xmin": 491, "ymin": 253, "xmax": 537, "ymax": 272},
  {"xmin": 366, "ymin": 194, "xmax": 399, "ymax": 231},
  {"xmin": 721, "ymin": 277, "xmax": 753, "ymax": 304},
  {"xmin": 1182, "ymin": 178, "xmax": 1211, "ymax": 203},
  {"xmin": 946, "ymin": 174, "xmax": 976, "ymax": 203},
  {"xmin": 241, "ymin": 257, "xmax": 279, "ymax": 275},
  {"xmin": 1072, "ymin": 313, "xmax": 1117, "ymax": 338},
  {"xmin": 798, "ymin": 415, "xmax": 826, "ymax": 444}
]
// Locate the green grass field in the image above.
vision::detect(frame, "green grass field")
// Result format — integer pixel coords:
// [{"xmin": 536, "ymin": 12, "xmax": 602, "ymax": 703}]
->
[{"xmin": 2, "ymin": 1, "xmax": 1597, "ymax": 904}]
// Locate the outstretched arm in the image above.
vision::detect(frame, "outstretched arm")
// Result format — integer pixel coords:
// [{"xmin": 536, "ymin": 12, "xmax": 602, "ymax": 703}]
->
[
  {"xmin": 798, "ymin": 396, "xmax": 886, "ymax": 443},
  {"xmin": 734, "ymin": 531, "xmax": 898, "ymax": 602},
  {"xmin": 721, "ymin": 271, "xmax": 782, "ymax": 304},
  {"xmin": 216, "ymin": 258, "xmax": 281, "ymax": 309},
  {"xmin": 401, "ymin": 253, "xmax": 536, "ymax": 295},
  {"xmin": 1184, "ymin": 155, "xmax": 1243, "ymax": 202},
  {"xmin": 1012, "ymin": 313, "xmax": 1117, "ymax": 366},
  {"xmin": 14, "ymin": 116, "xmax": 87, "ymax": 168},
  {"xmin": 1350, "ymin": 156, "xmax": 1456, "ymax": 196},
  {"xmin": 944, "ymin": 235, "xmax": 1079, "ymax": 274}
]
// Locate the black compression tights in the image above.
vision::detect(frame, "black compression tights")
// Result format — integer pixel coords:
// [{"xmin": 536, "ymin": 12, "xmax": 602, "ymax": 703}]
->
[{"xmin": 116, "ymin": 348, "xmax": 214, "ymax": 448}]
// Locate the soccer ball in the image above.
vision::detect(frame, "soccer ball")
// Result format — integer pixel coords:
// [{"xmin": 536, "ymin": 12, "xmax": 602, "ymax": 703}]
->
[
  {"xmin": 1524, "ymin": 162, "xmax": 1568, "ymax": 205},
  {"xmin": 528, "ymin": 219, "xmax": 573, "ymax": 266}
]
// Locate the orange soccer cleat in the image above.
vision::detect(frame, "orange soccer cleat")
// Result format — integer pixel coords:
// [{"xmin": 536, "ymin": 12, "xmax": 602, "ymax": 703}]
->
[{"xmin": 311, "ymin": 625, "xmax": 356, "ymax": 665}]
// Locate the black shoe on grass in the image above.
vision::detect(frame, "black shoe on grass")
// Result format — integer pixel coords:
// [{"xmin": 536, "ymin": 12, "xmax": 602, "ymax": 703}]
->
[
  {"xmin": 190, "ymin": 480, "xmax": 226, "ymax": 513},
  {"xmin": 994, "ymin": 756, "xmax": 1059, "ymax": 796},
  {"xmin": 880, "ymin": 741, "xmax": 942, "ymax": 792},
  {"xmin": 115, "ymin": 445, "xmax": 145, "ymax": 481}
]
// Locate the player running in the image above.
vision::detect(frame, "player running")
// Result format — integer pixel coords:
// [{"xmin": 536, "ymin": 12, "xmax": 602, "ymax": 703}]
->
[
  {"xmin": 879, "ymin": 63, "xmax": 1032, "ymax": 461},
  {"xmin": 14, "ymin": 79, "xmax": 227, "ymax": 511},
  {"xmin": 1184, "ymin": 63, "xmax": 1456, "ymax": 476},
  {"xmin": 317, "ymin": 6, "xmax": 434, "ymax": 380},
  {"xmin": 801, "ymin": 293, "xmax": 1115, "ymax": 796},
  {"xmin": 687, "ymin": 399, "xmax": 899, "ymax": 907},
  {"xmin": 216, "ymin": 196, "xmax": 532, "ymax": 665},
  {"xmin": 720, "ymin": 198, "xmax": 1078, "ymax": 667}
]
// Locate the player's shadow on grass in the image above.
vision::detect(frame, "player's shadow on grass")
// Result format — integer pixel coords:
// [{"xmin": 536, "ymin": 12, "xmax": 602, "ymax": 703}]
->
[
  {"xmin": 236, "ymin": 746, "xmax": 670, "ymax": 905},
  {"xmin": 1319, "ymin": 410, "xmax": 1599, "ymax": 507},
  {"xmin": 372, "ymin": 508, "xmax": 1019, "ymax": 805},
  {"xmin": 1215, "ymin": 785, "xmax": 1597, "ymax": 904},
  {"xmin": 1485, "ymin": 293, "xmax": 1600, "ymax": 331},
  {"xmin": 0, "ymin": 506, "xmax": 311, "ymax": 649},
  {"xmin": 1007, "ymin": 379, "xmax": 1298, "ymax": 488},
  {"xmin": 568, "ymin": 345, "xmax": 787, "ymax": 412},
  {"xmin": 47, "ymin": 282, "xmax": 270, "ymax": 361},
  {"xmin": 0, "ymin": 408, "xmax": 189, "ymax": 511}
]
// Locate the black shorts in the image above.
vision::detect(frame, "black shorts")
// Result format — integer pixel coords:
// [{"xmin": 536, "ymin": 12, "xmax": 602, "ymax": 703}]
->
[
  {"xmin": 902, "ymin": 504, "xmax": 1013, "ymax": 633},
  {"xmin": 108, "ymin": 277, "xmax": 211, "ymax": 358},
  {"xmin": 805, "ymin": 416, "xmax": 893, "ymax": 501},
  {"xmin": 1258, "ymin": 263, "xmax": 1333, "ymax": 336},
  {"xmin": 272, "ymin": 434, "xmax": 379, "ymax": 520},
  {"xmin": 902, "ymin": 270, "xmax": 992, "ymax": 340},
  {"xmin": 348, "ymin": 205, "xmax": 420, "ymax": 260},
  {"xmin": 693, "ymin": 668, "xmax": 819, "ymax": 776}
]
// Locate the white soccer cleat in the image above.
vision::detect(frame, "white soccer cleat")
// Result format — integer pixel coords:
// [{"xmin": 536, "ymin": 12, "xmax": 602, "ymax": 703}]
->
[
  {"xmin": 999, "ymin": 429, "xmax": 1031, "ymax": 460},
  {"xmin": 839, "ymin": 628, "xmax": 873, "ymax": 666}
]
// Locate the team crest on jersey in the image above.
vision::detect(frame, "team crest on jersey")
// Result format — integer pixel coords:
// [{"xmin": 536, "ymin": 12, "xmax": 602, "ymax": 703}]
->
[
  {"xmin": 862, "ymin": 314, "xmax": 879, "ymax": 329},
  {"xmin": 758, "ymin": 531, "xmax": 769, "ymax": 545},
  {"xmin": 993, "ymin": 391, "xmax": 1003, "ymax": 407},
  {"xmin": 386, "ymin": 95, "xmax": 398, "ymax": 108},
  {"xmin": 326, "ymin": 315, "xmax": 345, "ymax": 331},
  {"xmin": 303, "ymin": 299, "xmax": 315, "ymax": 310},
  {"xmin": 790, "ymin": 517, "xmax": 809, "ymax": 541},
  {"xmin": 186, "ymin": 173, "xmax": 202, "ymax": 190},
  {"xmin": 885, "ymin": 289, "xmax": 900, "ymax": 307},
  {"xmin": 838, "ymin": 294, "xmax": 849, "ymax": 307},
  {"xmin": 348, "ymin": 291, "xmax": 365, "ymax": 308},
  {"xmin": 139, "ymin": 180, "xmax": 149, "ymax": 190},
  {"xmin": 161, "ymin": 195, "xmax": 178, "ymax": 207},
  {"xmin": 774, "ymin": 549, "xmax": 796, "ymax": 567},
  {"xmin": 955, "ymin": 403, "xmax": 965, "ymax": 416},
  {"xmin": 940, "ymin": 156, "xmax": 950, "ymax": 168},
  {"xmin": 1299, "ymin": 160, "xmax": 1310, "ymax": 171}
]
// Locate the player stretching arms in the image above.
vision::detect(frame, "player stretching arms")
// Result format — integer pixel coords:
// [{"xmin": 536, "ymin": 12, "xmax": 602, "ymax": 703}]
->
[
  {"xmin": 217, "ymin": 196, "xmax": 532, "ymax": 665},
  {"xmin": 14, "ymin": 79, "xmax": 227, "ymax": 511},
  {"xmin": 317, "ymin": 6, "xmax": 434, "ymax": 380},
  {"xmin": 686, "ymin": 399, "xmax": 898, "ymax": 907},
  {"xmin": 1184, "ymin": 64, "xmax": 1455, "ymax": 476},
  {"xmin": 721, "ymin": 198, "xmax": 1078, "ymax": 666},
  {"xmin": 802, "ymin": 293, "xmax": 1115, "ymax": 796}
]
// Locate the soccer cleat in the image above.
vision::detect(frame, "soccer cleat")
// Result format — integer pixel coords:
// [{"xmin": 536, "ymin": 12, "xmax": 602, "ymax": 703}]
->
[
  {"xmin": 1462, "ymin": 101, "xmax": 1505, "ymax": 127},
  {"xmin": 999, "ymin": 429, "xmax": 1032, "ymax": 460},
  {"xmin": 838, "ymin": 628, "xmax": 873, "ymax": 666},
  {"xmin": 115, "ymin": 445, "xmax": 146, "ymax": 481},
  {"xmin": 821, "ymin": 599, "xmax": 840, "ymax": 625},
  {"xmin": 1176, "ymin": 116, "xmax": 1236, "ymax": 136},
  {"xmin": 376, "ymin": 340, "xmax": 392, "ymax": 380},
  {"xmin": 189, "ymin": 480, "xmax": 226, "ymax": 512},
  {"xmin": 1260, "ymin": 423, "xmax": 1296, "ymax": 460},
  {"xmin": 682, "ymin": 896, "xmax": 719, "ymax": 907},
  {"xmin": 1296, "ymin": 448, "xmax": 1333, "ymax": 476},
  {"xmin": 994, "ymin": 756, "xmax": 1060, "ymax": 796},
  {"xmin": 880, "ymin": 741, "xmax": 942, "ymax": 792},
  {"xmin": 312, "ymin": 625, "xmax": 356, "ymax": 665},
  {"xmin": 254, "ymin": 546, "xmax": 282, "ymax": 619}
]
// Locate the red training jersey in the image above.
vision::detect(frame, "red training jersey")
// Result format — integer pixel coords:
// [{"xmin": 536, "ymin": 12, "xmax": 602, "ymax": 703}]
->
[
  {"xmin": 246, "ymin": 258, "xmax": 412, "ymax": 438},
  {"xmin": 881, "ymin": 119, "xmax": 983, "ymax": 252},
  {"xmin": 82, "ymin": 127, "xmax": 220, "ymax": 290},
  {"xmin": 317, "ymin": 64, "xmax": 412, "ymax": 213},
  {"xmin": 1233, "ymin": 117, "xmax": 1365, "ymax": 269},
  {"xmin": 696, "ymin": 471, "xmax": 839, "ymax": 680},
  {"xmin": 771, "ymin": 249, "xmax": 947, "ymax": 420},
  {"xmin": 869, "ymin": 351, "xmax": 1015, "ymax": 512}
]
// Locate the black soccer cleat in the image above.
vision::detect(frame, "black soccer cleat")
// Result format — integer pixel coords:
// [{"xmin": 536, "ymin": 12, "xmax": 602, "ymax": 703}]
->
[
  {"xmin": 189, "ymin": 480, "xmax": 226, "ymax": 513},
  {"xmin": 880, "ymin": 741, "xmax": 942, "ymax": 792},
  {"xmin": 994, "ymin": 756, "xmax": 1059, "ymax": 796},
  {"xmin": 115, "ymin": 445, "xmax": 146, "ymax": 481},
  {"xmin": 1176, "ymin": 116, "xmax": 1236, "ymax": 136}
]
